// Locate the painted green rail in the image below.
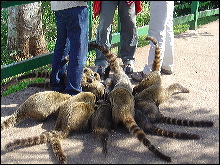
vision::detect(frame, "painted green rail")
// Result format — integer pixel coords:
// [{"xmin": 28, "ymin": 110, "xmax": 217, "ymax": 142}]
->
[{"xmin": 1, "ymin": 1, "xmax": 219, "ymax": 80}]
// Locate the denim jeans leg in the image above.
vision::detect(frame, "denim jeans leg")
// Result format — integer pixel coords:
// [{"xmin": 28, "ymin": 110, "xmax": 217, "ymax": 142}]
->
[
  {"xmin": 64, "ymin": 6, "xmax": 88, "ymax": 95},
  {"xmin": 50, "ymin": 12, "xmax": 69, "ymax": 93}
]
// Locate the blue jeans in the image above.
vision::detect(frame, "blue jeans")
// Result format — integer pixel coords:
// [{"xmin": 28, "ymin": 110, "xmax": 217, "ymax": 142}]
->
[{"xmin": 50, "ymin": 6, "xmax": 88, "ymax": 96}]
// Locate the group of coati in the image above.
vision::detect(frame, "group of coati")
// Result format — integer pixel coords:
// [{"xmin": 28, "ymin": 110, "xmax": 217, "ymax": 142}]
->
[{"xmin": 1, "ymin": 37, "xmax": 214, "ymax": 164}]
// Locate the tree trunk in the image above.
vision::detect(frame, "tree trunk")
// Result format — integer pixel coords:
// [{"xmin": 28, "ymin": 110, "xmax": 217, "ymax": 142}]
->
[{"xmin": 7, "ymin": 2, "xmax": 48, "ymax": 61}]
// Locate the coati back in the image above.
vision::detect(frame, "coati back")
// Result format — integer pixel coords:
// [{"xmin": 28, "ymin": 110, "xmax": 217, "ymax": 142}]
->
[
  {"xmin": 135, "ymin": 99, "xmax": 213, "ymax": 128},
  {"xmin": 1, "ymin": 91, "xmax": 71, "ymax": 131},
  {"xmin": 4, "ymin": 92, "xmax": 96, "ymax": 164},
  {"xmin": 91, "ymin": 99, "xmax": 112, "ymax": 157},
  {"xmin": 89, "ymin": 42, "xmax": 171, "ymax": 162},
  {"xmin": 54, "ymin": 92, "xmax": 96, "ymax": 138},
  {"xmin": 134, "ymin": 83, "xmax": 190, "ymax": 107}
]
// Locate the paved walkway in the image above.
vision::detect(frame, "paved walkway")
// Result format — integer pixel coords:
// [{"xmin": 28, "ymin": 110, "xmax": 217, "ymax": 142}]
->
[{"xmin": 1, "ymin": 19, "xmax": 219, "ymax": 164}]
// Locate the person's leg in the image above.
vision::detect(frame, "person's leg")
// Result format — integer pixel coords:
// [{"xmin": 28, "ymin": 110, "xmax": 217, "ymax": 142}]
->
[
  {"xmin": 95, "ymin": 1, "xmax": 118, "ymax": 73},
  {"xmin": 118, "ymin": 1, "xmax": 137, "ymax": 71},
  {"xmin": 50, "ymin": 11, "xmax": 68, "ymax": 92},
  {"xmin": 64, "ymin": 6, "xmax": 88, "ymax": 95},
  {"xmin": 143, "ymin": 1, "xmax": 168, "ymax": 75},
  {"xmin": 161, "ymin": 1, "xmax": 174, "ymax": 73}
]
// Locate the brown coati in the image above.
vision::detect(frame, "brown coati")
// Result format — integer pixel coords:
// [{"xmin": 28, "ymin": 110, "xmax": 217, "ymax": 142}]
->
[
  {"xmin": 82, "ymin": 80, "xmax": 105, "ymax": 100},
  {"xmin": 134, "ymin": 83, "xmax": 190, "ymax": 107},
  {"xmin": 17, "ymin": 67, "xmax": 105, "ymax": 99},
  {"xmin": 135, "ymin": 99, "xmax": 213, "ymax": 128},
  {"xmin": 132, "ymin": 36, "xmax": 162, "ymax": 95},
  {"xmin": 1, "ymin": 91, "xmax": 71, "ymax": 131},
  {"xmin": 90, "ymin": 99, "xmax": 112, "ymax": 157},
  {"xmin": 54, "ymin": 92, "xmax": 96, "ymax": 138},
  {"xmin": 135, "ymin": 108, "xmax": 199, "ymax": 139},
  {"xmin": 4, "ymin": 92, "xmax": 96, "ymax": 164},
  {"xmin": 1, "ymin": 91, "xmax": 96, "ymax": 132},
  {"xmin": 134, "ymin": 100, "xmax": 200, "ymax": 140},
  {"xmin": 89, "ymin": 42, "xmax": 171, "ymax": 162},
  {"xmin": 17, "ymin": 67, "xmax": 101, "ymax": 89}
]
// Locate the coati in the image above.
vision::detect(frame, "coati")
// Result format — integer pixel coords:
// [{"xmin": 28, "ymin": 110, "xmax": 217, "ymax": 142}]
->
[
  {"xmin": 54, "ymin": 92, "xmax": 96, "ymax": 138},
  {"xmin": 1, "ymin": 91, "xmax": 71, "ymax": 131},
  {"xmin": 132, "ymin": 36, "xmax": 162, "ymax": 95},
  {"xmin": 90, "ymin": 99, "xmax": 112, "ymax": 157},
  {"xmin": 134, "ymin": 99, "xmax": 212, "ymax": 139},
  {"xmin": 4, "ymin": 92, "xmax": 96, "ymax": 164},
  {"xmin": 89, "ymin": 42, "xmax": 171, "ymax": 162},
  {"xmin": 134, "ymin": 83, "xmax": 190, "ymax": 107},
  {"xmin": 17, "ymin": 67, "xmax": 101, "ymax": 89},
  {"xmin": 134, "ymin": 108, "xmax": 199, "ymax": 139},
  {"xmin": 135, "ymin": 99, "xmax": 213, "ymax": 127},
  {"xmin": 17, "ymin": 67, "xmax": 105, "ymax": 100},
  {"xmin": 1, "ymin": 91, "xmax": 97, "ymax": 131}
]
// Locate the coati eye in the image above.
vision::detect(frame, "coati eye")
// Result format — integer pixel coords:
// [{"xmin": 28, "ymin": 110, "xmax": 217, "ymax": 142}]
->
[{"xmin": 94, "ymin": 73, "xmax": 98, "ymax": 77}]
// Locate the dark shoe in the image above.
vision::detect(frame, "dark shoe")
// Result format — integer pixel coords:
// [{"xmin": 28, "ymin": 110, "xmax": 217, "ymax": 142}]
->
[
  {"xmin": 161, "ymin": 68, "xmax": 173, "ymax": 75},
  {"xmin": 131, "ymin": 71, "xmax": 146, "ymax": 82},
  {"xmin": 123, "ymin": 59, "xmax": 134, "ymax": 74}
]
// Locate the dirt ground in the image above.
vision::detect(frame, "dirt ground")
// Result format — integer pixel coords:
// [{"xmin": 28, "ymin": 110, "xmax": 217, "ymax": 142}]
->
[{"xmin": 1, "ymin": 19, "xmax": 219, "ymax": 164}]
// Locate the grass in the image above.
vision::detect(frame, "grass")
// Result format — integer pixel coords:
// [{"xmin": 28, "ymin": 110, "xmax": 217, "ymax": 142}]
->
[{"xmin": 1, "ymin": 15, "xmax": 219, "ymax": 96}]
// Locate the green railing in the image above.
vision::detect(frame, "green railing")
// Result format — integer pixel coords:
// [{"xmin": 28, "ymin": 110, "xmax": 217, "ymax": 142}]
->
[{"xmin": 1, "ymin": 1, "xmax": 219, "ymax": 80}]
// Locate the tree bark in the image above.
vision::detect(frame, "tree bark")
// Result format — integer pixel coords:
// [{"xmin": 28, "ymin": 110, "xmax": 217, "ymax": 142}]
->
[{"xmin": 7, "ymin": 2, "xmax": 48, "ymax": 61}]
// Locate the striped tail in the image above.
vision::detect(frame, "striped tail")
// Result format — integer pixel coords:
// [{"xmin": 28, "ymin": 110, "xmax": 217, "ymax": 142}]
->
[
  {"xmin": 49, "ymin": 132, "xmax": 67, "ymax": 164},
  {"xmin": 135, "ymin": 109, "xmax": 199, "ymax": 140},
  {"xmin": 27, "ymin": 82, "xmax": 50, "ymax": 89},
  {"xmin": 124, "ymin": 116, "xmax": 171, "ymax": 162},
  {"xmin": 5, "ymin": 131, "xmax": 55, "ymax": 151},
  {"xmin": 159, "ymin": 116, "xmax": 214, "ymax": 127},
  {"xmin": 94, "ymin": 129, "xmax": 109, "ymax": 157},
  {"xmin": 88, "ymin": 42, "xmax": 119, "ymax": 73},
  {"xmin": 148, "ymin": 125, "xmax": 199, "ymax": 140},
  {"xmin": 17, "ymin": 71, "xmax": 50, "ymax": 81},
  {"xmin": 1, "ymin": 111, "xmax": 27, "ymax": 131},
  {"xmin": 146, "ymin": 36, "xmax": 161, "ymax": 71}
]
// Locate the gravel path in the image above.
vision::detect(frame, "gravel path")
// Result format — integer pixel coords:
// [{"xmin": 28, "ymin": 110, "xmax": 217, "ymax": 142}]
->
[{"xmin": 1, "ymin": 19, "xmax": 219, "ymax": 164}]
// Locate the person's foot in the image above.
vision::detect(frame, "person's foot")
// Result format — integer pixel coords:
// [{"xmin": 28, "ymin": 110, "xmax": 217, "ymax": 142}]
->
[
  {"xmin": 123, "ymin": 59, "xmax": 134, "ymax": 74},
  {"xmin": 131, "ymin": 71, "xmax": 146, "ymax": 82},
  {"xmin": 161, "ymin": 68, "xmax": 173, "ymax": 75}
]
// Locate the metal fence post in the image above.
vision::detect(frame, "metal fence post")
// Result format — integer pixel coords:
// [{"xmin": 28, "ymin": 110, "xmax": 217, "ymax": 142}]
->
[
  {"xmin": 190, "ymin": 1, "xmax": 199, "ymax": 30},
  {"xmin": 87, "ymin": 1, "xmax": 93, "ymax": 40},
  {"xmin": 117, "ymin": 15, "xmax": 121, "ymax": 57}
]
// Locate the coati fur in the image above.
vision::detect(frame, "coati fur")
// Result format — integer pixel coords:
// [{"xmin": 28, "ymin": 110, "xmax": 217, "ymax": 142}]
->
[
  {"xmin": 54, "ymin": 92, "xmax": 96, "ymax": 138},
  {"xmin": 90, "ymin": 99, "xmax": 112, "ymax": 157},
  {"xmin": 136, "ymin": 99, "xmax": 213, "ymax": 127},
  {"xmin": 4, "ymin": 92, "xmax": 96, "ymax": 164},
  {"xmin": 17, "ymin": 67, "xmax": 105, "ymax": 99},
  {"xmin": 17, "ymin": 67, "xmax": 101, "ymax": 89},
  {"xmin": 1, "ymin": 91, "xmax": 71, "ymax": 131},
  {"xmin": 89, "ymin": 42, "xmax": 171, "ymax": 162},
  {"xmin": 132, "ymin": 36, "xmax": 161, "ymax": 95},
  {"xmin": 134, "ymin": 83, "xmax": 190, "ymax": 107},
  {"xmin": 135, "ymin": 108, "xmax": 199, "ymax": 139}
]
